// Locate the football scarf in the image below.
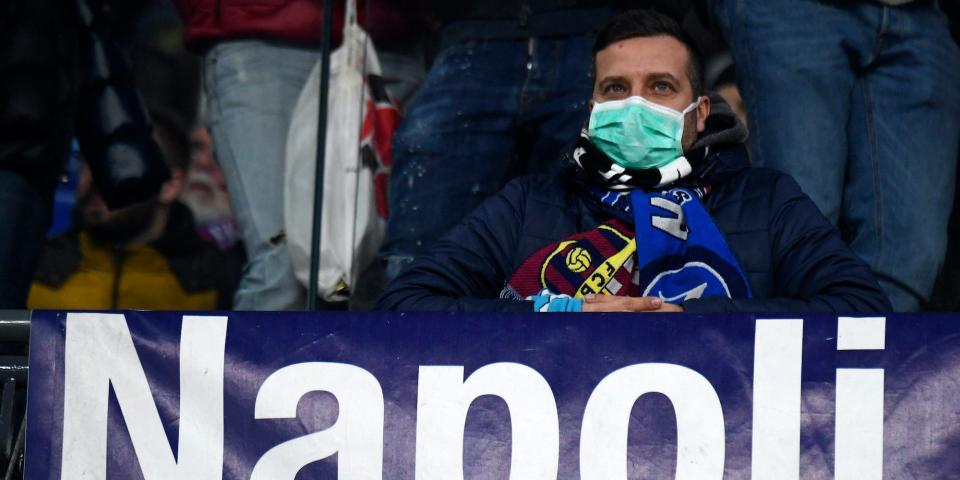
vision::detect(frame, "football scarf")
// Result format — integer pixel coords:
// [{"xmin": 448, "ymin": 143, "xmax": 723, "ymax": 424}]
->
[
  {"xmin": 502, "ymin": 218, "xmax": 642, "ymax": 301},
  {"xmin": 630, "ymin": 187, "xmax": 751, "ymax": 302},
  {"xmin": 572, "ymin": 128, "xmax": 707, "ymax": 190},
  {"xmin": 504, "ymin": 136, "xmax": 751, "ymax": 306}
]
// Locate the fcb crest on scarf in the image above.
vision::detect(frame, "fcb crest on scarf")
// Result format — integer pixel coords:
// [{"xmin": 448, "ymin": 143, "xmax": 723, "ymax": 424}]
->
[{"xmin": 503, "ymin": 219, "xmax": 642, "ymax": 300}]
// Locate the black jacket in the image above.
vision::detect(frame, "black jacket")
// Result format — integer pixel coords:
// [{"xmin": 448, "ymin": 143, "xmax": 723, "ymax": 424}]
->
[{"xmin": 378, "ymin": 102, "xmax": 891, "ymax": 313}]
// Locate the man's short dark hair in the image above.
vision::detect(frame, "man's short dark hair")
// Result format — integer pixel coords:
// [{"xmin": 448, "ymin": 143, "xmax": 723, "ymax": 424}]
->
[{"xmin": 593, "ymin": 9, "xmax": 705, "ymax": 98}]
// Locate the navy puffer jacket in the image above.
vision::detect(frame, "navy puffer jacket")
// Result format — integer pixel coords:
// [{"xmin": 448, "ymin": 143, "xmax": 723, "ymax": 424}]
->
[{"xmin": 378, "ymin": 105, "xmax": 891, "ymax": 313}]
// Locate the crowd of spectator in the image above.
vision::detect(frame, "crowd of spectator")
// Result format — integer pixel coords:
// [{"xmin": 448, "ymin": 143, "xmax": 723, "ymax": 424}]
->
[{"xmin": 1, "ymin": 0, "xmax": 958, "ymax": 313}]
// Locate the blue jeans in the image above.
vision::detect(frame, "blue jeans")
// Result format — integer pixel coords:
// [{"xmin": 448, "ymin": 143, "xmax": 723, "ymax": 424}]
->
[
  {"xmin": 381, "ymin": 35, "xmax": 594, "ymax": 277},
  {"xmin": 715, "ymin": 0, "xmax": 960, "ymax": 311},
  {"xmin": 0, "ymin": 171, "xmax": 51, "ymax": 308},
  {"xmin": 204, "ymin": 40, "xmax": 317, "ymax": 310}
]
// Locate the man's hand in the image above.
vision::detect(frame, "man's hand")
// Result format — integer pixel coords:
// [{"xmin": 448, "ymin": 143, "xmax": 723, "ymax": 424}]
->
[{"xmin": 582, "ymin": 294, "xmax": 684, "ymax": 313}]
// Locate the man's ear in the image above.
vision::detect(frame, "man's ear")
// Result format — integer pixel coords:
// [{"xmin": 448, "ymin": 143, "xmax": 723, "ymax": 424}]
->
[{"xmin": 696, "ymin": 95, "xmax": 711, "ymax": 133}]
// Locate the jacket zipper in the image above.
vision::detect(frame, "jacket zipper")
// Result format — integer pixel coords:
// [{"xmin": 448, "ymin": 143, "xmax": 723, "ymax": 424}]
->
[{"xmin": 215, "ymin": 0, "xmax": 222, "ymax": 24}]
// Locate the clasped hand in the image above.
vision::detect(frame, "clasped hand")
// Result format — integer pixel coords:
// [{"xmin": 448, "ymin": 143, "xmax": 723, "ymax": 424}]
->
[{"xmin": 582, "ymin": 294, "xmax": 683, "ymax": 313}]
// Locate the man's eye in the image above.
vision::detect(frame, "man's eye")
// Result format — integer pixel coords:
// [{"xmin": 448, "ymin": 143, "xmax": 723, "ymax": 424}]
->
[
  {"xmin": 604, "ymin": 84, "xmax": 627, "ymax": 94},
  {"xmin": 653, "ymin": 82, "xmax": 674, "ymax": 94}
]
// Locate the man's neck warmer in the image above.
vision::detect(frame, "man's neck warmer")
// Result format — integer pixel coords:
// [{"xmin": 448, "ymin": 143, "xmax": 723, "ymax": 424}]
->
[{"xmin": 571, "ymin": 128, "xmax": 709, "ymax": 190}]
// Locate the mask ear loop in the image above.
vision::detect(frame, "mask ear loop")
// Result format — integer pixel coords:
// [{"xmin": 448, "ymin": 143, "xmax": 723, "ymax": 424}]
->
[
  {"xmin": 659, "ymin": 97, "xmax": 704, "ymax": 189},
  {"xmin": 681, "ymin": 96, "xmax": 703, "ymax": 115},
  {"xmin": 677, "ymin": 96, "xmax": 703, "ymax": 147}
]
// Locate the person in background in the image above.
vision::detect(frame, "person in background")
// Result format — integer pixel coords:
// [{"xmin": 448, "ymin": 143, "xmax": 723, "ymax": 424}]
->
[
  {"xmin": 927, "ymin": 6, "xmax": 960, "ymax": 310},
  {"xmin": 378, "ymin": 9, "xmax": 890, "ymax": 313},
  {"xmin": 0, "ymin": 0, "xmax": 80, "ymax": 309},
  {"xmin": 705, "ymin": 52, "xmax": 746, "ymax": 126},
  {"xmin": 712, "ymin": 0, "xmax": 960, "ymax": 311},
  {"xmin": 0, "ymin": 0, "xmax": 171, "ymax": 308},
  {"xmin": 176, "ymin": 0, "xmax": 428, "ymax": 310},
  {"xmin": 181, "ymin": 122, "xmax": 248, "ymax": 300},
  {"xmin": 181, "ymin": 124, "xmax": 240, "ymax": 252},
  {"xmin": 27, "ymin": 111, "xmax": 239, "ymax": 310}
]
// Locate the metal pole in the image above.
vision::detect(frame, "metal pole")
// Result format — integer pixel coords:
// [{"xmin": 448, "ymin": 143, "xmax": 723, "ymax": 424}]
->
[{"xmin": 307, "ymin": 0, "xmax": 336, "ymax": 311}]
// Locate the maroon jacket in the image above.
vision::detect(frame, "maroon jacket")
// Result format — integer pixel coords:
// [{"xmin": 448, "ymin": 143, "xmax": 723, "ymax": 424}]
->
[
  {"xmin": 176, "ymin": 0, "xmax": 425, "ymax": 51},
  {"xmin": 176, "ymin": 0, "xmax": 346, "ymax": 50}
]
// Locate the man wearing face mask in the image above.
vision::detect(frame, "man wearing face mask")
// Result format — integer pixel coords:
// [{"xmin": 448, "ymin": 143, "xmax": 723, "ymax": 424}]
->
[{"xmin": 377, "ymin": 9, "xmax": 891, "ymax": 313}]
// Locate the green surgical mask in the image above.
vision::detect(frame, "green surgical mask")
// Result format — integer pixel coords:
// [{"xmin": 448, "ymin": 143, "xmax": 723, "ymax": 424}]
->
[{"xmin": 588, "ymin": 96, "xmax": 701, "ymax": 170}]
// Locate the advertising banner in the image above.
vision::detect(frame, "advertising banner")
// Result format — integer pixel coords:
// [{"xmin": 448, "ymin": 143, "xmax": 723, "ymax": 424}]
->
[{"xmin": 23, "ymin": 311, "xmax": 960, "ymax": 478}]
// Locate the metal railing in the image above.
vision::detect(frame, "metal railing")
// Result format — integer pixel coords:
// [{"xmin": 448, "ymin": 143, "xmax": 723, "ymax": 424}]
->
[{"xmin": 0, "ymin": 312, "xmax": 30, "ymax": 480}]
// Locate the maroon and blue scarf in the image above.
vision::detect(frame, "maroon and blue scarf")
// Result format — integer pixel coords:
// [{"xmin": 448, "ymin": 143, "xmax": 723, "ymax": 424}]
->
[{"xmin": 503, "ymin": 136, "xmax": 751, "ymax": 304}]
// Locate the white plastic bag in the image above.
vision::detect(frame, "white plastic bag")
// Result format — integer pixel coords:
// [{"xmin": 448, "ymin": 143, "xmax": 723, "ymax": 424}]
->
[{"xmin": 284, "ymin": 0, "xmax": 399, "ymax": 301}]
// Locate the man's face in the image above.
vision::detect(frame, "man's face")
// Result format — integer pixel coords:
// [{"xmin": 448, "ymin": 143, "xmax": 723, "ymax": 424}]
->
[{"xmin": 592, "ymin": 35, "xmax": 710, "ymax": 150}]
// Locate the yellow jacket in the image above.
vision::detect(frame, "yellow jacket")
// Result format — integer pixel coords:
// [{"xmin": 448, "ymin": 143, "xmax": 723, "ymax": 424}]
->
[{"xmin": 28, "ymin": 204, "xmax": 237, "ymax": 310}]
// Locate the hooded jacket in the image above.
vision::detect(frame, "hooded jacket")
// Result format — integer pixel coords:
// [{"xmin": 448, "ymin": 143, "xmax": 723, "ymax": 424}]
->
[
  {"xmin": 377, "ymin": 98, "xmax": 891, "ymax": 313},
  {"xmin": 27, "ymin": 202, "xmax": 240, "ymax": 310}
]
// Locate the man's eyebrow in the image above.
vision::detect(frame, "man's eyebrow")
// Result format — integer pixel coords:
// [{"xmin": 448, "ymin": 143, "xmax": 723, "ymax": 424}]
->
[
  {"xmin": 646, "ymin": 72, "xmax": 682, "ymax": 84},
  {"xmin": 596, "ymin": 75, "xmax": 630, "ymax": 87}
]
